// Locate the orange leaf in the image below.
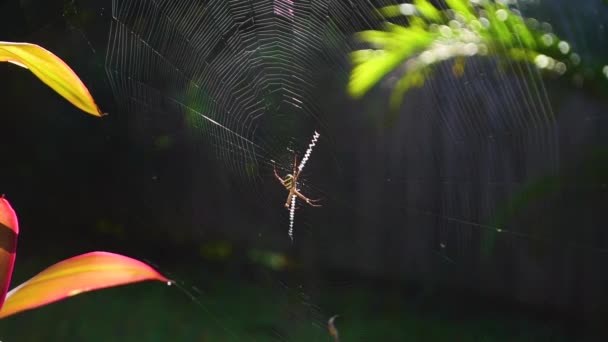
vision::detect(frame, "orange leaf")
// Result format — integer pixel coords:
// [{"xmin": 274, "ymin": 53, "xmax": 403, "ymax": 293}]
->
[
  {"xmin": 0, "ymin": 251, "xmax": 169, "ymax": 319},
  {"xmin": 0, "ymin": 41, "xmax": 104, "ymax": 117},
  {"xmin": 0, "ymin": 196, "xmax": 18, "ymax": 311}
]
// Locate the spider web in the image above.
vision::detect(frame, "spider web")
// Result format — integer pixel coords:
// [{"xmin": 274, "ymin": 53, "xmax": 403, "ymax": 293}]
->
[
  {"xmin": 105, "ymin": 0, "xmax": 608, "ymax": 339},
  {"xmin": 104, "ymin": 0, "xmax": 368, "ymax": 241},
  {"xmin": 104, "ymin": 0, "xmax": 361, "ymax": 181},
  {"xmin": 104, "ymin": 0, "xmax": 374, "ymax": 338}
]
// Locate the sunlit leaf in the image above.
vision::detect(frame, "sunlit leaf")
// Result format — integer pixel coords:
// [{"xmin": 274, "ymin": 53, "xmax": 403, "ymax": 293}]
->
[
  {"xmin": 348, "ymin": 0, "xmax": 582, "ymax": 107},
  {"xmin": 0, "ymin": 251, "xmax": 169, "ymax": 319},
  {"xmin": 0, "ymin": 196, "xmax": 18, "ymax": 311},
  {"xmin": 414, "ymin": 0, "xmax": 442, "ymax": 22},
  {"xmin": 378, "ymin": 5, "xmax": 403, "ymax": 18},
  {"xmin": 445, "ymin": 0, "xmax": 475, "ymax": 20},
  {"xmin": 505, "ymin": 12, "xmax": 536, "ymax": 49},
  {"xmin": 482, "ymin": 3, "xmax": 514, "ymax": 46},
  {"xmin": 408, "ymin": 15, "xmax": 429, "ymax": 29},
  {"xmin": 349, "ymin": 25, "xmax": 436, "ymax": 98},
  {"xmin": 0, "ymin": 41, "xmax": 104, "ymax": 117}
]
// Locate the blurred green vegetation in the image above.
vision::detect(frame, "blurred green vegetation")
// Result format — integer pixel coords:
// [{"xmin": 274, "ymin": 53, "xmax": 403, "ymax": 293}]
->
[
  {"xmin": 348, "ymin": 0, "xmax": 597, "ymax": 110},
  {"xmin": 0, "ymin": 255, "xmax": 579, "ymax": 341}
]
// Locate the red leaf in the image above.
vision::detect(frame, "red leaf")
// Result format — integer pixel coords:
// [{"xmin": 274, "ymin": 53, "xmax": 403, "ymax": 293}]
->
[
  {"xmin": 0, "ymin": 196, "xmax": 19, "ymax": 311},
  {"xmin": 0, "ymin": 251, "xmax": 169, "ymax": 319}
]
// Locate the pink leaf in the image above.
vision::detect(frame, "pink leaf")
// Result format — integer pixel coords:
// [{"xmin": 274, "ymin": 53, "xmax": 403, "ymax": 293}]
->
[
  {"xmin": 0, "ymin": 251, "xmax": 169, "ymax": 319},
  {"xmin": 0, "ymin": 196, "xmax": 19, "ymax": 311}
]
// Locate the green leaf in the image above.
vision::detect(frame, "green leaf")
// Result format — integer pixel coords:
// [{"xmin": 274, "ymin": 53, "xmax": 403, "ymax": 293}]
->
[
  {"xmin": 414, "ymin": 0, "xmax": 442, "ymax": 22},
  {"xmin": 378, "ymin": 5, "xmax": 403, "ymax": 18},
  {"xmin": 505, "ymin": 12, "xmax": 536, "ymax": 49},
  {"xmin": 348, "ymin": 0, "xmax": 581, "ymax": 108},
  {"xmin": 481, "ymin": 3, "xmax": 514, "ymax": 46},
  {"xmin": 349, "ymin": 25, "xmax": 436, "ymax": 97},
  {"xmin": 445, "ymin": 0, "xmax": 475, "ymax": 20}
]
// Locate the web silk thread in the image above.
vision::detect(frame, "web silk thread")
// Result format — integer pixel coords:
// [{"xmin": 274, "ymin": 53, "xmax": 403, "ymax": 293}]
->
[
  {"xmin": 289, "ymin": 194, "xmax": 297, "ymax": 241},
  {"xmin": 298, "ymin": 131, "xmax": 320, "ymax": 173},
  {"xmin": 289, "ymin": 130, "xmax": 320, "ymax": 241}
]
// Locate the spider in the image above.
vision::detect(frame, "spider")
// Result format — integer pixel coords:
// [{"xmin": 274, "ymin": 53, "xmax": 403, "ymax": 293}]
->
[{"xmin": 274, "ymin": 155, "xmax": 322, "ymax": 209}]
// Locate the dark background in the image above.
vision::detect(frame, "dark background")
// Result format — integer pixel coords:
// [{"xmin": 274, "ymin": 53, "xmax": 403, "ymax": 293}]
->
[{"xmin": 0, "ymin": 0, "xmax": 608, "ymax": 341}]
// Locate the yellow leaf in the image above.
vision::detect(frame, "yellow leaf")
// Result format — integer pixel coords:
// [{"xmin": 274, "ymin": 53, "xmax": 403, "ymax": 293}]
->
[{"xmin": 0, "ymin": 41, "xmax": 104, "ymax": 117}]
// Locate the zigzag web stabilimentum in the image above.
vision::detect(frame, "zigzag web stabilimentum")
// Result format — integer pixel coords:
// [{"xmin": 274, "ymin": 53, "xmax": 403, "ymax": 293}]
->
[
  {"xmin": 105, "ymin": 0, "xmax": 378, "ymax": 339},
  {"xmin": 105, "ymin": 0, "xmax": 342, "ymax": 240},
  {"xmin": 105, "ymin": 0, "xmax": 608, "ymax": 339}
]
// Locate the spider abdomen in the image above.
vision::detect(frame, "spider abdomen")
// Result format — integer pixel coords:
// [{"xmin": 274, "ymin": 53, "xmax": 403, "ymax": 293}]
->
[{"xmin": 283, "ymin": 175, "xmax": 295, "ymax": 190}]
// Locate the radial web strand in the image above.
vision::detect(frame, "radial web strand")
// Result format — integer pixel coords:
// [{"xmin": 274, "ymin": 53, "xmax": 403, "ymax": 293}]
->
[
  {"xmin": 105, "ymin": 0, "xmax": 374, "ymax": 188},
  {"xmin": 105, "ymin": 1, "xmax": 376, "ymax": 337},
  {"xmin": 103, "ymin": 0, "xmax": 608, "ymax": 338}
]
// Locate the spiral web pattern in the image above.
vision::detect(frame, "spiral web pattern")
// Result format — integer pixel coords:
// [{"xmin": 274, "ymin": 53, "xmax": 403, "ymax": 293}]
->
[
  {"xmin": 105, "ymin": 1, "xmax": 375, "ymax": 337},
  {"xmin": 104, "ymin": 0, "xmax": 608, "ymax": 337},
  {"xmin": 105, "ymin": 0, "xmax": 375, "ymax": 186}
]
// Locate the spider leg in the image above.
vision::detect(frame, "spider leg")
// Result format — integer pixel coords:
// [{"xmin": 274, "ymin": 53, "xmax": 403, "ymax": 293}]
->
[
  {"xmin": 293, "ymin": 154, "xmax": 298, "ymax": 178},
  {"xmin": 284, "ymin": 192, "xmax": 294, "ymax": 209},
  {"xmin": 273, "ymin": 163, "xmax": 284, "ymax": 183},
  {"xmin": 294, "ymin": 190, "xmax": 322, "ymax": 207}
]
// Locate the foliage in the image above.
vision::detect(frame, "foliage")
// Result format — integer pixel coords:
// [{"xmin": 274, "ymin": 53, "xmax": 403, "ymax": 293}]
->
[
  {"xmin": 0, "ymin": 248, "xmax": 170, "ymax": 319},
  {"xmin": 348, "ymin": 0, "xmax": 583, "ymax": 110},
  {"xmin": 0, "ymin": 197, "xmax": 18, "ymax": 311},
  {"xmin": 0, "ymin": 42, "xmax": 167, "ymax": 319},
  {"xmin": 0, "ymin": 41, "xmax": 104, "ymax": 116},
  {"xmin": 0, "ymin": 197, "xmax": 169, "ymax": 319}
]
